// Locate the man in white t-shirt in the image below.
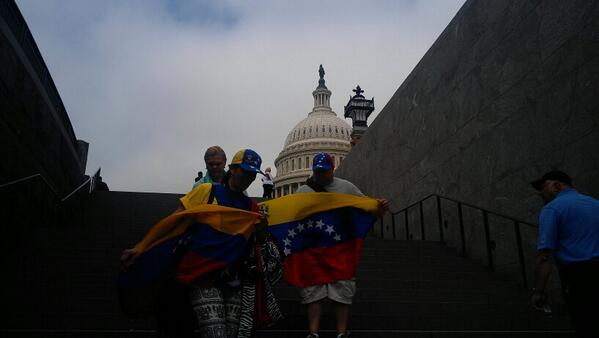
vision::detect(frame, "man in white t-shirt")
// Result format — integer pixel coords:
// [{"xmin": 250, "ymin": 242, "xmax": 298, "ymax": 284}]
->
[
  {"xmin": 295, "ymin": 153, "xmax": 389, "ymax": 338},
  {"xmin": 261, "ymin": 167, "xmax": 274, "ymax": 199}
]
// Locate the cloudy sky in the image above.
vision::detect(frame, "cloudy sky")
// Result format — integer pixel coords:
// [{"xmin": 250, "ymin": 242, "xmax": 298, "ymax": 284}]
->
[{"xmin": 17, "ymin": 0, "xmax": 465, "ymax": 196}]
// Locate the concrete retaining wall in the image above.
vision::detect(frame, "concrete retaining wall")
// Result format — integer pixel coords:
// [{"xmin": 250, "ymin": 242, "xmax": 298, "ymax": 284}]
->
[{"xmin": 337, "ymin": 0, "xmax": 599, "ymax": 286}]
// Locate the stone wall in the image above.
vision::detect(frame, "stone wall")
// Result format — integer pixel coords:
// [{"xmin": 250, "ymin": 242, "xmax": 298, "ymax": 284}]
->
[
  {"xmin": 0, "ymin": 0, "xmax": 86, "ymax": 196},
  {"xmin": 337, "ymin": 0, "xmax": 599, "ymax": 285}
]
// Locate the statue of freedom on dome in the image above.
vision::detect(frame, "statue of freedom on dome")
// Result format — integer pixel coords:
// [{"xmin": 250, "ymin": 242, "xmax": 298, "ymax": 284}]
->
[{"xmin": 319, "ymin": 64, "xmax": 325, "ymax": 80}]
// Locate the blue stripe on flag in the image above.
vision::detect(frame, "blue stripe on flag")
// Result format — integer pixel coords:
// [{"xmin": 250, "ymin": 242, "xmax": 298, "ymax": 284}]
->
[{"xmin": 268, "ymin": 208, "xmax": 376, "ymax": 257}]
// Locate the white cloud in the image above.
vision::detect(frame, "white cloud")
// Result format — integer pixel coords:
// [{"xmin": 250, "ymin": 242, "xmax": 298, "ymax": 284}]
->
[{"xmin": 16, "ymin": 0, "xmax": 465, "ymax": 196}]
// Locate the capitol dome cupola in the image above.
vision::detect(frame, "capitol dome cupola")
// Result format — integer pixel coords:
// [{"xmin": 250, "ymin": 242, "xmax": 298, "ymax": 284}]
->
[{"xmin": 312, "ymin": 64, "xmax": 332, "ymax": 112}]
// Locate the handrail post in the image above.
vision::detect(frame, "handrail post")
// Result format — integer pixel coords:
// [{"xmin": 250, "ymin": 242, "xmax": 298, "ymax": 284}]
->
[
  {"xmin": 514, "ymin": 221, "xmax": 528, "ymax": 289},
  {"xmin": 391, "ymin": 213, "xmax": 396, "ymax": 240},
  {"xmin": 436, "ymin": 196, "xmax": 444, "ymax": 243},
  {"xmin": 419, "ymin": 201, "xmax": 425, "ymax": 241},
  {"xmin": 482, "ymin": 210, "xmax": 494, "ymax": 269},
  {"xmin": 404, "ymin": 210, "xmax": 410, "ymax": 240},
  {"xmin": 458, "ymin": 202, "xmax": 466, "ymax": 257}
]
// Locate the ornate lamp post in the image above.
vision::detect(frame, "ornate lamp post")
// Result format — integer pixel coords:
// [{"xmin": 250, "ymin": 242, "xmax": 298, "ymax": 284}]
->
[{"xmin": 344, "ymin": 85, "xmax": 374, "ymax": 146}]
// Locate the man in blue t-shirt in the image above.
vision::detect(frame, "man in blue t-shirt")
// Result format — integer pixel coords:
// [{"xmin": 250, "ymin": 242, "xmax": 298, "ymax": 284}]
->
[{"xmin": 531, "ymin": 171, "xmax": 599, "ymax": 336}]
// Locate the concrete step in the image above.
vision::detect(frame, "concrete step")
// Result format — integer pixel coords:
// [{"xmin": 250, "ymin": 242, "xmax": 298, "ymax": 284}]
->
[
  {"xmin": 358, "ymin": 247, "xmax": 459, "ymax": 257},
  {"xmin": 272, "ymin": 287, "xmax": 527, "ymax": 303},
  {"xmin": 353, "ymin": 269, "xmax": 505, "ymax": 281},
  {"xmin": 0, "ymin": 329, "xmax": 576, "ymax": 338},
  {"xmin": 359, "ymin": 253, "xmax": 475, "ymax": 263},
  {"xmin": 358, "ymin": 261, "xmax": 480, "ymax": 272},
  {"xmin": 263, "ymin": 312, "xmax": 570, "ymax": 331},
  {"xmin": 256, "ymin": 330, "xmax": 576, "ymax": 338},
  {"xmin": 273, "ymin": 300, "xmax": 552, "ymax": 318},
  {"xmin": 362, "ymin": 239, "xmax": 448, "ymax": 248}
]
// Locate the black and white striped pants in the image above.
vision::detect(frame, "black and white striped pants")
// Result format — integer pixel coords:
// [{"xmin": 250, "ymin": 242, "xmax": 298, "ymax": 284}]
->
[{"xmin": 189, "ymin": 286, "xmax": 241, "ymax": 338}]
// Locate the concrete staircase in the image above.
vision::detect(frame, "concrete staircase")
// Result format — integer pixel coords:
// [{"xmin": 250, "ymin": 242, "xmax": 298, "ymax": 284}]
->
[
  {"xmin": 259, "ymin": 239, "xmax": 574, "ymax": 337},
  {"xmin": 1, "ymin": 191, "xmax": 574, "ymax": 337}
]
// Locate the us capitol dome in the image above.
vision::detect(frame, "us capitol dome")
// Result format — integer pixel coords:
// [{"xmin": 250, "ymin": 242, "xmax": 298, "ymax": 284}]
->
[{"xmin": 273, "ymin": 65, "xmax": 351, "ymax": 197}]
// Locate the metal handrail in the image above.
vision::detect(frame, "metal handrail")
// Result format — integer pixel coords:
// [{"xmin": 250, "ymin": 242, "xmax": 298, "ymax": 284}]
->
[
  {"xmin": 0, "ymin": 167, "xmax": 101, "ymax": 202},
  {"xmin": 384, "ymin": 193, "xmax": 536, "ymax": 289},
  {"xmin": 392, "ymin": 193, "xmax": 537, "ymax": 227},
  {"xmin": 61, "ymin": 168, "xmax": 101, "ymax": 202},
  {"xmin": 0, "ymin": 173, "xmax": 59, "ymax": 196}
]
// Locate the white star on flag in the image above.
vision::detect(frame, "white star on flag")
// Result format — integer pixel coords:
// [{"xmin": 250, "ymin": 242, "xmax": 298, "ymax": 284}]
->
[
  {"xmin": 315, "ymin": 220, "xmax": 325, "ymax": 229},
  {"xmin": 334, "ymin": 234, "xmax": 341, "ymax": 241},
  {"xmin": 284, "ymin": 248, "xmax": 291, "ymax": 256},
  {"xmin": 306, "ymin": 220, "xmax": 314, "ymax": 228},
  {"xmin": 288, "ymin": 229, "xmax": 296, "ymax": 238},
  {"xmin": 297, "ymin": 223, "xmax": 305, "ymax": 232},
  {"xmin": 325, "ymin": 225, "xmax": 335, "ymax": 235},
  {"xmin": 283, "ymin": 238, "xmax": 291, "ymax": 246}
]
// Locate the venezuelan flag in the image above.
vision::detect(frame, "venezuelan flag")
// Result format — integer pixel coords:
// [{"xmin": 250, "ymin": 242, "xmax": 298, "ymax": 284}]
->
[
  {"xmin": 118, "ymin": 204, "xmax": 261, "ymax": 316},
  {"xmin": 260, "ymin": 193, "xmax": 381, "ymax": 288}
]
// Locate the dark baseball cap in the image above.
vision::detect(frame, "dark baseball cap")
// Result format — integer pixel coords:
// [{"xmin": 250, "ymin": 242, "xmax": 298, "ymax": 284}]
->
[
  {"xmin": 531, "ymin": 170, "xmax": 572, "ymax": 190},
  {"xmin": 312, "ymin": 152, "xmax": 334, "ymax": 172}
]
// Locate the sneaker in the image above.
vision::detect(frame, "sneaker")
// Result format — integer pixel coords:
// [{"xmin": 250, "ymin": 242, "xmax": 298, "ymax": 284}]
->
[
  {"xmin": 306, "ymin": 334, "xmax": 319, "ymax": 338},
  {"xmin": 337, "ymin": 332, "xmax": 350, "ymax": 338}
]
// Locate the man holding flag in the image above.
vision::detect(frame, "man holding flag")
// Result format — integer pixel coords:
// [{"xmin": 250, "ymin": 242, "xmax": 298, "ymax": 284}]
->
[
  {"xmin": 120, "ymin": 149, "xmax": 282, "ymax": 338},
  {"xmin": 293, "ymin": 153, "xmax": 389, "ymax": 338}
]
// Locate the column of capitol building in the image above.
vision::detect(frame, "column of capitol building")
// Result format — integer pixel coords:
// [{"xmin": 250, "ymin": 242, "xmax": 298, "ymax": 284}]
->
[{"xmin": 273, "ymin": 66, "xmax": 352, "ymax": 197}]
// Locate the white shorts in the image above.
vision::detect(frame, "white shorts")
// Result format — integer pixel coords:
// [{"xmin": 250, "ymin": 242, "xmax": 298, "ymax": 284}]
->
[{"xmin": 299, "ymin": 279, "xmax": 356, "ymax": 305}]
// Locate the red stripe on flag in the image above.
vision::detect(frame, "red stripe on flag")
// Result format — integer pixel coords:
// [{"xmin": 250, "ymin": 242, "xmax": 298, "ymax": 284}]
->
[
  {"xmin": 175, "ymin": 251, "xmax": 227, "ymax": 285},
  {"xmin": 283, "ymin": 239, "xmax": 364, "ymax": 287}
]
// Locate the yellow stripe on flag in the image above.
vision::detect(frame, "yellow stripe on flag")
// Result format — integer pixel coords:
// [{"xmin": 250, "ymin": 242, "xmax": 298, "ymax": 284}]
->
[
  {"xmin": 259, "ymin": 192, "xmax": 381, "ymax": 226},
  {"xmin": 134, "ymin": 204, "xmax": 261, "ymax": 254}
]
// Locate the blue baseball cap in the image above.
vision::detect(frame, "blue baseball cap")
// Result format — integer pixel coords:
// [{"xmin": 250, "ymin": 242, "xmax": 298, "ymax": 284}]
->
[
  {"xmin": 231, "ymin": 149, "xmax": 263, "ymax": 174},
  {"xmin": 312, "ymin": 152, "xmax": 334, "ymax": 172}
]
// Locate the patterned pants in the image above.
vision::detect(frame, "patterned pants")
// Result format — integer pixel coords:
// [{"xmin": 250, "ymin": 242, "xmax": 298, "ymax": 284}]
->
[{"xmin": 189, "ymin": 286, "xmax": 241, "ymax": 338}]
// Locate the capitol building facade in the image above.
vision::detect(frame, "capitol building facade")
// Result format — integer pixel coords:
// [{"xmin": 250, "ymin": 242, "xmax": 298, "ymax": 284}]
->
[{"xmin": 273, "ymin": 66, "xmax": 352, "ymax": 197}]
